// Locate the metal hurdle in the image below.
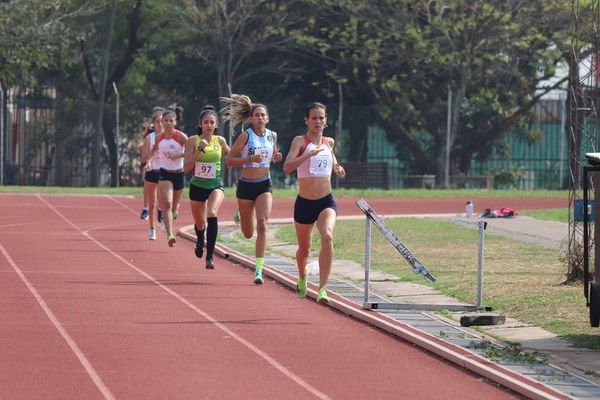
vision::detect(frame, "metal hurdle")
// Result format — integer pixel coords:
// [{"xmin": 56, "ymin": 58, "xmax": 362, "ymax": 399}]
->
[{"xmin": 357, "ymin": 198, "xmax": 491, "ymax": 312}]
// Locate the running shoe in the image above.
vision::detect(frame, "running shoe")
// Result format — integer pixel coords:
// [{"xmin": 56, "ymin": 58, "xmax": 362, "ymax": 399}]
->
[
  {"xmin": 195, "ymin": 241, "xmax": 204, "ymax": 258},
  {"xmin": 159, "ymin": 220, "xmax": 166, "ymax": 232},
  {"xmin": 205, "ymin": 256, "xmax": 215, "ymax": 269},
  {"xmin": 148, "ymin": 227, "xmax": 156, "ymax": 240},
  {"xmin": 140, "ymin": 208, "xmax": 149, "ymax": 220},
  {"xmin": 296, "ymin": 268, "xmax": 309, "ymax": 298},
  {"xmin": 168, "ymin": 234, "xmax": 176, "ymax": 247},
  {"xmin": 254, "ymin": 268, "xmax": 263, "ymax": 285},
  {"xmin": 233, "ymin": 209, "xmax": 240, "ymax": 225},
  {"xmin": 172, "ymin": 209, "xmax": 178, "ymax": 221},
  {"xmin": 317, "ymin": 288, "xmax": 329, "ymax": 304}
]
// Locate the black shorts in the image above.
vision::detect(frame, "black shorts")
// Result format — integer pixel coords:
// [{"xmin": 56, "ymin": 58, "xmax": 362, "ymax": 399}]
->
[
  {"xmin": 144, "ymin": 169, "xmax": 160, "ymax": 183},
  {"xmin": 189, "ymin": 184, "xmax": 224, "ymax": 202},
  {"xmin": 294, "ymin": 194, "xmax": 337, "ymax": 224},
  {"xmin": 159, "ymin": 168, "xmax": 185, "ymax": 191},
  {"xmin": 236, "ymin": 179, "xmax": 272, "ymax": 201}
]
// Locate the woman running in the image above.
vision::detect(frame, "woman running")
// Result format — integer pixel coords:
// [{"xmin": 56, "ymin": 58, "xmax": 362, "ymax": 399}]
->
[
  {"xmin": 141, "ymin": 112, "xmax": 164, "ymax": 240},
  {"xmin": 283, "ymin": 102, "xmax": 346, "ymax": 304},
  {"xmin": 152, "ymin": 109, "xmax": 188, "ymax": 247},
  {"xmin": 183, "ymin": 105, "xmax": 230, "ymax": 268},
  {"xmin": 221, "ymin": 94, "xmax": 282, "ymax": 284}
]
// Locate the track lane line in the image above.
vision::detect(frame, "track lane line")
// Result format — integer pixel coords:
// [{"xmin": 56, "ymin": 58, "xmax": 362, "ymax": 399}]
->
[
  {"xmin": 0, "ymin": 242, "xmax": 116, "ymax": 400},
  {"xmin": 37, "ymin": 194, "xmax": 331, "ymax": 400}
]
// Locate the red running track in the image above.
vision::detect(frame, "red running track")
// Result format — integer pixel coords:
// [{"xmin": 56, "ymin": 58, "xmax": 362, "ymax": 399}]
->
[{"xmin": 0, "ymin": 193, "xmax": 563, "ymax": 399}]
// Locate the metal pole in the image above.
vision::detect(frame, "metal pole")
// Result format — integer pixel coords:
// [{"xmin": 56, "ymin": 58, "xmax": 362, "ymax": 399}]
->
[
  {"xmin": 0, "ymin": 82, "xmax": 5, "ymax": 185},
  {"xmin": 445, "ymin": 86, "xmax": 452, "ymax": 188},
  {"xmin": 364, "ymin": 215, "xmax": 372, "ymax": 306},
  {"xmin": 227, "ymin": 82, "xmax": 234, "ymax": 187},
  {"xmin": 112, "ymin": 82, "xmax": 119, "ymax": 188},
  {"xmin": 92, "ymin": 0, "xmax": 118, "ymax": 187},
  {"xmin": 476, "ymin": 220, "xmax": 486, "ymax": 309},
  {"xmin": 559, "ymin": 91, "xmax": 566, "ymax": 189}
]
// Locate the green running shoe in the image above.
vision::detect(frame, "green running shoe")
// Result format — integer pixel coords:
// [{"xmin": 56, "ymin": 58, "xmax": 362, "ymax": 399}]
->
[
  {"xmin": 317, "ymin": 288, "xmax": 329, "ymax": 304},
  {"xmin": 254, "ymin": 268, "xmax": 263, "ymax": 284},
  {"xmin": 168, "ymin": 234, "xmax": 176, "ymax": 247},
  {"xmin": 296, "ymin": 268, "xmax": 308, "ymax": 298}
]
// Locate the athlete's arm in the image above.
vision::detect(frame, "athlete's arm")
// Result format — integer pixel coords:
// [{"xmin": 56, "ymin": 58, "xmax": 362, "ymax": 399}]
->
[
  {"xmin": 226, "ymin": 131, "xmax": 249, "ymax": 168},
  {"xmin": 183, "ymin": 136, "xmax": 196, "ymax": 174}
]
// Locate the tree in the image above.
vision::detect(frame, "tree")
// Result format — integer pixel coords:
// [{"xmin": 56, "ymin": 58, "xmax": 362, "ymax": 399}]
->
[
  {"xmin": 174, "ymin": 0, "xmax": 308, "ymax": 99},
  {"xmin": 305, "ymin": 0, "xmax": 571, "ymax": 183}
]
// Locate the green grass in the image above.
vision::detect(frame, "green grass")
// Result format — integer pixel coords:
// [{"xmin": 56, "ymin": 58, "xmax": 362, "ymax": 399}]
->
[
  {"xmin": 521, "ymin": 208, "xmax": 569, "ymax": 223},
  {"xmin": 0, "ymin": 185, "xmax": 568, "ymax": 200},
  {"xmin": 274, "ymin": 217, "xmax": 600, "ymax": 349}
]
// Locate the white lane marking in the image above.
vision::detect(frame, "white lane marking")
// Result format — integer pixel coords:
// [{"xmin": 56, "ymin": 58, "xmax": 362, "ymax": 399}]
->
[
  {"xmin": 0, "ymin": 222, "xmax": 46, "ymax": 230},
  {"xmin": 104, "ymin": 195, "xmax": 140, "ymax": 216},
  {"xmin": 0, "ymin": 242, "xmax": 116, "ymax": 400},
  {"xmin": 37, "ymin": 194, "xmax": 330, "ymax": 400}
]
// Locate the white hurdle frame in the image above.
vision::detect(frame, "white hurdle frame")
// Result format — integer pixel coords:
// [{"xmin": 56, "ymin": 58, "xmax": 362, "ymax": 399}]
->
[{"xmin": 361, "ymin": 205, "xmax": 490, "ymax": 312}]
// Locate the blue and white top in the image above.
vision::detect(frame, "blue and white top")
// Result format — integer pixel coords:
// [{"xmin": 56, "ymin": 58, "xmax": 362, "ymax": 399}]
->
[{"xmin": 241, "ymin": 127, "xmax": 275, "ymax": 169}]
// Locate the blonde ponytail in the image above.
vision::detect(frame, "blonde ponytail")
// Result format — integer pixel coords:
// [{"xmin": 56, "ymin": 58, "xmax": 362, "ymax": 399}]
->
[{"xmin": 220, "ymin": 94, "xmax": 253, "ymax": 128}]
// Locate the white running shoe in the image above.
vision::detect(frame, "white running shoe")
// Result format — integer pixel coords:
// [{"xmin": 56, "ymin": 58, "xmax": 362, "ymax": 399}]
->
[{"xmin": 148, "ymin": 227, "xmax": 157, "ymax": 240}]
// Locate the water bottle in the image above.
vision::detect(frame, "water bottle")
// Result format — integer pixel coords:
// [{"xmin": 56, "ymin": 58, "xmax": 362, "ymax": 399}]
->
[
  {"xmin": 466, "ymin": 201, "xmax": 473, "ymax": 218},
  {"xmin": 307, "ymin": 261, "xmax": 319, "ymax": 275}
]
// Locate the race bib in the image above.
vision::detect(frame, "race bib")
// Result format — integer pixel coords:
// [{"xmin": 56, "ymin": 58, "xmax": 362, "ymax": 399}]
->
[
  {"xmin": 309, "ymin": 153, "xmax": 331, "ymax": 176},
  {"xmin": 248, "ymin": 146, "xmax": 273, "ymax": 165},
  {"xmin": 195, "ymin": 162, "xmax": 216, "ymax": 178}
]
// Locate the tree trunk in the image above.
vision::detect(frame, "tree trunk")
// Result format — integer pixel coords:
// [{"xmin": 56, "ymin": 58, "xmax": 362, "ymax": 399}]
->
[
  {"xmin": 436, "ymin": 78, "xmax": 465, "ymax": 185},
  {"xmin": 567, "ymin": 52, "xmax": 584, "ymax": 190}
]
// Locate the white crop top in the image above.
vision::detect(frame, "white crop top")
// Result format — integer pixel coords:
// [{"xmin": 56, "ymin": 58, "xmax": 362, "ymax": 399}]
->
[
  {"xmin": 296, "ymin": 135, "xmax": 333, "ymax": 179},
  {"xmin": 156, "ymin": 131, "xmax": 185, "ymax": 171}
]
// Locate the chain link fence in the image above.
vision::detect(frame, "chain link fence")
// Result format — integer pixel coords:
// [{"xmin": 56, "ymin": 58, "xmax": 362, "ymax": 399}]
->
[{"xmin": 1, "ymin": 85, "xmax": 590, "ymax": 190}]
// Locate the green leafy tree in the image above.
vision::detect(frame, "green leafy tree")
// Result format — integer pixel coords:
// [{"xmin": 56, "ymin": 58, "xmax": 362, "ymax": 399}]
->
[{"xmin": 300, "ymin": 0, "xmax": 571, "ymax": 183}]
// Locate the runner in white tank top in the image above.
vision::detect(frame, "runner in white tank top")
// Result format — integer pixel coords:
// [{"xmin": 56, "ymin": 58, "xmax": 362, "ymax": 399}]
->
[
  {"xmin": 150, "ymin": 109, "xmax": 188, "ymax": 247},
  {"xmin": 141, "ymin": 112, "xmax": 164, "ymax": 240},
  {"xmin": 283, "ymin": 102, "xmax": 345, "ymax": 304}
]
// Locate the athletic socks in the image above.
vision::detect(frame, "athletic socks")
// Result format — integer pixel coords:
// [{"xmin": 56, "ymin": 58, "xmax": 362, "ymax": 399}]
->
[
  {"xmin": 206, "ymin": 217, "xmax": 218, "ymax": 261},
  {"xmin": 194, "ymin": 225, "xmax": 205, "ymax": 258},
  {"xmin": 254, "ymin": 257, "xmax": 264, "ymax": 284}
]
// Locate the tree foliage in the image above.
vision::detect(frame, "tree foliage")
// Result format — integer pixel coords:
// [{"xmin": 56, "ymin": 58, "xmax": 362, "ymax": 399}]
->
[{"xmin": 3, "ymin": 0, "xmax": 592, "ymax": 187}]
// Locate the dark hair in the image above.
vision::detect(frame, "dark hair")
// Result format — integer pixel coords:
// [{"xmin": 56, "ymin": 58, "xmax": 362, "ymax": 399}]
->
[
  {"xmin": 175, "ymin": 105, "xmax": 184, "ymax": 120},
  {"xmin": 305, "ymin": 102, "xmax": 327, "ymax": 118},
  {"xmin": 199, "ymin": 105, "xmax": 218, "ymax": 121},
  {"xmin": 197, "ymin": 105, "xmax": 219, "ymax": 134},
  {"xmin": 163, "ymin": 109, "xmax": 177, "ymax": 119}
]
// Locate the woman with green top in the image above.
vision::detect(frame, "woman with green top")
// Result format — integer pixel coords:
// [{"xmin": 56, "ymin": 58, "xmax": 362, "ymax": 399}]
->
[{"xmin": 184, "ymin": 105, "xmax": 230, "ymax": 268}]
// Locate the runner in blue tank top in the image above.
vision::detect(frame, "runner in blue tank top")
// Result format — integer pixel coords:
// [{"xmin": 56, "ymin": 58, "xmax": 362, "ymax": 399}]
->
[{"xmin": 221, "ymin": 94, "xmax": 283, "ymax": 284}]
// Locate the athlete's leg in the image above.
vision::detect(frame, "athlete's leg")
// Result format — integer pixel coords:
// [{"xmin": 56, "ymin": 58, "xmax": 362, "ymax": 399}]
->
[
  {"xmin": 238, "ymin": 198, "xmax": 256, "ymax": 239},
  {"xmin": 315, "ymin": 208, "xmax": 337, "ymax": 290}
]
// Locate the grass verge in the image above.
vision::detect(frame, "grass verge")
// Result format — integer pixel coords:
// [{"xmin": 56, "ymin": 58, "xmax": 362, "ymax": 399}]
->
[
  {"xmin": 274, "ymin": 217, "xmax": 600, "ymax": 349},
  {"xmin": 0, "ymin": 185, "xmax": 567, "ymax": 199}
]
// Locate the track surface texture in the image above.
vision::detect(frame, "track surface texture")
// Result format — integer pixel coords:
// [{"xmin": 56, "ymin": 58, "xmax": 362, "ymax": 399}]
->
[{"xmin": 1, "ymin": 193, "xmax": 563, "ymax": 399}]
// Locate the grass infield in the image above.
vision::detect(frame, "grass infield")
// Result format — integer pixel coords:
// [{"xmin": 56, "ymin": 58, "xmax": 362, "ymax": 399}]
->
[{"xmin": 271, "ymin": 216, "xmax": 599, "ymax": 349}]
